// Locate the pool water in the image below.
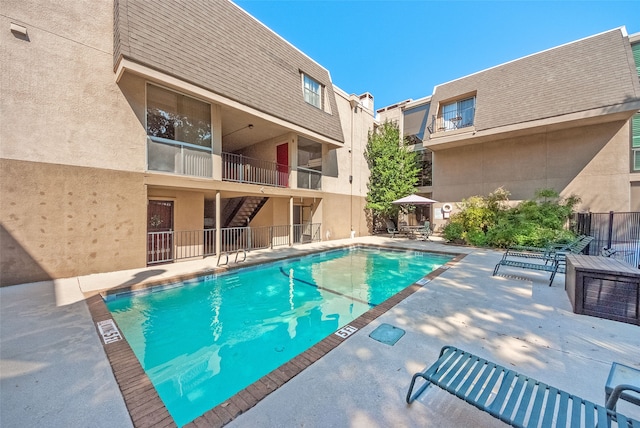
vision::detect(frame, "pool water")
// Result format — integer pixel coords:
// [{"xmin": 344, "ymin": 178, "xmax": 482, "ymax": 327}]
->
[{"xmin": 106, "ymin": 246, "xmax": 452, "ymax": 426}]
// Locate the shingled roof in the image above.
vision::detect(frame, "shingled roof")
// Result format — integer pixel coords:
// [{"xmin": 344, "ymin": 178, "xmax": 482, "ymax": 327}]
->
[
  {"xmin": 114, "ymin": 0, "xmax": 344, "ymax": 143},
  {"xmin": 429, "ymin": 28, "xmax": 640, "ymax": 132}
]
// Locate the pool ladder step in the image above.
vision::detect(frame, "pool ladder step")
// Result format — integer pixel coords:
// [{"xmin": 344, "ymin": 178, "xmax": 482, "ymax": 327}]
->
[{"xmin": 217, "ymin": 249, "xmax": 247, "ymax": 266}]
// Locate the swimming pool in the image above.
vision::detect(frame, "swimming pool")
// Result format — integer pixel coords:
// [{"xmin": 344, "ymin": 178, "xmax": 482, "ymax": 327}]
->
[{"xmin": 105, "ymin": 246, "xmax": 452, "ymax": 426}]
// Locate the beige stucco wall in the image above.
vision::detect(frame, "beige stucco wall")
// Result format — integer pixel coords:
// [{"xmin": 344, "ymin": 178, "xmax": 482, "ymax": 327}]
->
[
  {"xmin": 320, "ymin": 194, "xmax": 368, "ymax": 240},
  {"xmin": 0, "ymin": 159, "xmax": 147, "ymax": 286},
  {"xmin": 433, "ymin": 121, "xmax": 632, "ymax": 212},
  {"xmin": 323, "ymin": 90, "xmax": 374, "ymax": 198},
  {"xmin": 1, "ymin": 1, "xmax": 146, "ymax": 172}
]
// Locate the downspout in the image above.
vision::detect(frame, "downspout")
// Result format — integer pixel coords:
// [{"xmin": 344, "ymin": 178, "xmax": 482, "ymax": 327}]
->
[{"xmin": 349, "ymin": 98, "xmax": 358, "ymax": 238}]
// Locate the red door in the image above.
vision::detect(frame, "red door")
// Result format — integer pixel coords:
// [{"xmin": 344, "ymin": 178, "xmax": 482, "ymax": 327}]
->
[
  {"xmin": 276, "ymin": 143, "xmax": 289, "ymax": 187},
  {"xmin": 147, "ymin": 200, "xmax": 174, "ymax": 264}
]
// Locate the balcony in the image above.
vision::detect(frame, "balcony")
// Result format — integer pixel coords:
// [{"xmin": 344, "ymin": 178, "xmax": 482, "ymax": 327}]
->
[
  {"xmin": 147, "ymin": 137, "xmax": 212, "ymax": 178},
  {"xmin": 222, "ymin": 152, "xmax": 289, "ymax": 188},
  {"xmin": 430, "ymin": 105, "xmax": 476, "ymax": 133},
  {"xmin": 297, "ymin": 167, "xmax": 322, "ymax": 190}
]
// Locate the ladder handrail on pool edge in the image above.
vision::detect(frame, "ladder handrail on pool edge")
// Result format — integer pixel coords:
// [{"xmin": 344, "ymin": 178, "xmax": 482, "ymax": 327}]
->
[
  {"xmin": 217, "ymin": 249, "xmax": 246, "ymax": 266},
  {"xmin": 235, "ymin": 248, "xmax": 246, "ymax": 263}
]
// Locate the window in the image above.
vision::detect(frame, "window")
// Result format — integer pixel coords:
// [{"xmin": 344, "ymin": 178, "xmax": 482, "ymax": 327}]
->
[
  {"xmin": 297, "ymin": 136, "xmax": 322, "ymax": 190},
  {"xmin": 146, "ymin": 84, "xmax": 213, "ymax": 177},
  {"xmin": 303, "ymin": 74, "xmax": 322, "ymax": 108},
  {"xmin": 403, "ymin": 103, "xmax": 430, "ymax": 144},
  {"xmin": 439, "ymin": 96, "xmax": 475, "ymax": 131},
  {"xmin": 633, "ymin": 113, "xmax": 640, "ymax": 172},
  {"xmin": 147, "ymin": 84, "xmax": 211, "ymax": 148},
  {"xmin": 417, "ymin": 149, "xmax": 432, "ymax": 187}
]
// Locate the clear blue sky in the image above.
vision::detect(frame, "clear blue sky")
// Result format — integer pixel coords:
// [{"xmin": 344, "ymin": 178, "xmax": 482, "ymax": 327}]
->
[{"xmin": 234, "ymin": 0, "xmax": 639, "ymax": 110}]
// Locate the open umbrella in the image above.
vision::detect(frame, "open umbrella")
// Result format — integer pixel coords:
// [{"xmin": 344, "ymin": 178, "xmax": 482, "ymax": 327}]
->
[{"xmin": 391, "ymin": 194, "xmax": 438, "ymax": 204}]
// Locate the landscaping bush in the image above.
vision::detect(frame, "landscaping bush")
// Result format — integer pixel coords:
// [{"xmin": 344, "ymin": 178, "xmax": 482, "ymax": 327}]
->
[{"xmin": 442, "ymin": 188, "xmax": 580, "ymax": 248}]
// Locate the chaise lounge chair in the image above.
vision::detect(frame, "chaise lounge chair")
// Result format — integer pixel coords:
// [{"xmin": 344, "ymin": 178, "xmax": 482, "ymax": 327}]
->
[
  {"xmin": 493, "ymin": 235, "xmax": 595, "ymax": 286},
  {"xmin": 407, "ymin": 346, "xmax": 640, "ymax": 428}
]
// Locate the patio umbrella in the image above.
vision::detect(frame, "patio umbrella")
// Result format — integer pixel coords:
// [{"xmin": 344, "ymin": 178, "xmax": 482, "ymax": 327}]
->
[{"xmin": 391, "ymin": 194, "xmax": 438, "ymax": 205}]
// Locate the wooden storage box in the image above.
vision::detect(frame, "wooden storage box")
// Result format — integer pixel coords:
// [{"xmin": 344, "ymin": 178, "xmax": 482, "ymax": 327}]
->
[{"xmin": 565, "ymin": 254, "xmax": 640, "ymax": 325}]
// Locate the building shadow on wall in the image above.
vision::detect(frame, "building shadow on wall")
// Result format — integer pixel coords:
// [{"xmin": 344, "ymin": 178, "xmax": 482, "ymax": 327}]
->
[{"xmin": 0, "ymin": 224, "xmax": 52, "ymax": 287}]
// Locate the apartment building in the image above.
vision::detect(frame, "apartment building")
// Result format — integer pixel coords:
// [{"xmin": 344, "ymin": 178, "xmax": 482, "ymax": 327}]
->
[
  {"xmin": 1, "ymin": 0, "xmax": 375, "ymax": 286},
  {"xmin": 379, "ymin": 27, "xmax": 640, "ymax": 230},
  {"xmin": 2, "ymin": 1, "xmax": 639, "ymax": 288}
]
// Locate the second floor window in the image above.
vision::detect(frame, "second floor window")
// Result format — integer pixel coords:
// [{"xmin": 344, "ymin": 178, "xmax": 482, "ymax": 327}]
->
[
  {"xmin": 303, "ymin": 74, "xmax": 322, "ymax": 109},
  {"xmin": 146, "ymin": 84, "xmax": 212, "ymax": 148},
  {"xmin": 440, "ymin": 97, "xmax": 476, "ymax": 131},
  {"xmin": 146, "ymin": 84, "xmax": 213, "ymax": 177}
]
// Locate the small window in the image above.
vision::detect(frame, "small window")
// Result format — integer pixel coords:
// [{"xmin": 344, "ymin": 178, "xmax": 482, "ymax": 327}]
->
[
  {"xmin": 438, "ymin": 96, "xmax": 475, "ymax": 131},
  {"xmin": 303, "ymin": 74, "xmax": 322, "ymax": 109},
  {"xmin": 632, "ymin": 113, "xmax": 640, "ymax": 172}
]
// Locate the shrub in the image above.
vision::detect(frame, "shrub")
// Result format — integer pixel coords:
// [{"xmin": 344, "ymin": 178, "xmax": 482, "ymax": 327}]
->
[
  {"xmin": 443, "ymin": 187, "xmax": 580, "ymax": 248},
  {"xmin": 442, "ymin": 221, "xmax": 464, "ymax": 242}
]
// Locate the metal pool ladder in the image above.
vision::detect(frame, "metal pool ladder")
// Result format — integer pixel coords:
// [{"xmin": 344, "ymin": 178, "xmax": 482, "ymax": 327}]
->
[{"xmin": 217, "ymin": 249, "xmax": 246, "ymax": 266}]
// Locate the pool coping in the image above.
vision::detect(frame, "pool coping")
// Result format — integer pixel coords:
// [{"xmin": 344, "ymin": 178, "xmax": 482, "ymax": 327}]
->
[{"xmin": 86, "ymin": 244, "xmax": 466, "ymax": 428}]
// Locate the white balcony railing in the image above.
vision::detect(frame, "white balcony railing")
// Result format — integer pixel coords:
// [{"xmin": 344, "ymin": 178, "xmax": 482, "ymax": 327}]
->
[
  {"xmin": 297, "ymin": 167, "xmax": 322, "ymax": 190},
  {"xmin": 147, "ymin": 136, "xmax": 213, "ymax": 178},
  {"xmin": 147, "ymin": 224, "xmax": 321, "ymax": 265}
]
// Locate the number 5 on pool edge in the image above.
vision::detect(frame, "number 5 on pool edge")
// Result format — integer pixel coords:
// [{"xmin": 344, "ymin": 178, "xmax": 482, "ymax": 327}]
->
[{"xmin": 335, "ymin": 325, "xmax": 358, "ymax": 339}]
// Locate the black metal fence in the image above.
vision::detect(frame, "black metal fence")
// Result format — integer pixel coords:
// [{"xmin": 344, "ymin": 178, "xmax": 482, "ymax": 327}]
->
[{"xmin": 572, "ymin": 211, "xmax": 640, "ymax": 268}]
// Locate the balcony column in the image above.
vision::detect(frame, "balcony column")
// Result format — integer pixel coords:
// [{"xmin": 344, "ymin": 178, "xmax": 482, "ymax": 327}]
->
[
  {"xmin": 290, "ymin": 134, "xmax": 298, "ymax": 189},
  {"xmin": 215, "ymin": 190, "xmax": 221, "ymax": 256},
  {"xmin": 212, "ymin": 104, "xmax": 222, "ymax": 181},
  {"xmin": 289, "ymin": 196, "xmax": 294, "ymax": 246}
]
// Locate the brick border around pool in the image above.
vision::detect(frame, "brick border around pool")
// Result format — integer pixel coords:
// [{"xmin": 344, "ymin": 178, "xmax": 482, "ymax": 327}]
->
[{"xmin": 86, "ymin": 246, "xmax": 466, "ymax": 428}]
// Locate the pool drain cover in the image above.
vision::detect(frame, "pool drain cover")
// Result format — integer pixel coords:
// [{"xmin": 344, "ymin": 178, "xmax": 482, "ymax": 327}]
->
[{"xmin": 369, "ymin": 323, "xmax": 405, "ymax": 346}]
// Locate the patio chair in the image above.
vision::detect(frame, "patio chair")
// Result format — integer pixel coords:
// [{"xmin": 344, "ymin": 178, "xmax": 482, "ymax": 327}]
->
[
  {"xmin": 386, "ymin": 219, "xmax": 398, "ymax": 238},
  {"xmin": 418, "ymin": 221, "xmax": 432, "ymax": 241},
  {"xmin": 407, "ymin": 345, "xmax": 640, "ymax": 428}
]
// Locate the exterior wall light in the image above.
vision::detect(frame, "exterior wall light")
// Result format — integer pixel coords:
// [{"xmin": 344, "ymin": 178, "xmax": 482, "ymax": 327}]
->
[{"xmin": 10, "ymin": 23, "xmax": 28, "ymax": 37}]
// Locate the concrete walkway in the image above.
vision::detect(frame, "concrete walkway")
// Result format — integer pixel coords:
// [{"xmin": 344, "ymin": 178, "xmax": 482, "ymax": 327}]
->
[{"xmin": 1, "ymin": 236, "xmax": 639, "ymax": 427}]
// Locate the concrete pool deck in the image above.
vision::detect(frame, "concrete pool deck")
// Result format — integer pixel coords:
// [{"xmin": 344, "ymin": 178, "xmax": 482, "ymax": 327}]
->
[{"xmin": 1, "ymin": 236, "xmax": 639, "ymax": 427}]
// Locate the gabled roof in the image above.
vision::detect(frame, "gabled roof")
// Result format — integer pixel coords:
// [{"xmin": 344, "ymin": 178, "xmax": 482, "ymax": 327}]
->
[{"xmin": 114, "ymin": 0, "xmax": 344, "ymax": 143}]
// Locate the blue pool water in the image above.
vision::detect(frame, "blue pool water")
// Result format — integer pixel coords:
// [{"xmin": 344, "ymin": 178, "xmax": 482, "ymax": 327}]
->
[{"xmin": 105, "ymin": 246, "xmax": 452, "ymax": 426}]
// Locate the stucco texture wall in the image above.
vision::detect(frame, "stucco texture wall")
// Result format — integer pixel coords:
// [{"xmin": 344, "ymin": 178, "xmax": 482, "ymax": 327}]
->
[
  {"xmin": 0, "ymin": 1, "xmax": 146, "ymax": 172},
  {"xmin": 433, "ymin": 121, "xmax": 632, "ymax": 211},
  {"xmin": 320, "ymin": 194, "xmax": 368, "ymax": 240},
  {"xmin": 0, "ymin": 159, "xmax": 147, "ymax": 286},
  {"xmin": 323, "ymin": 91, "xmax": 374, "ymax": 198}
]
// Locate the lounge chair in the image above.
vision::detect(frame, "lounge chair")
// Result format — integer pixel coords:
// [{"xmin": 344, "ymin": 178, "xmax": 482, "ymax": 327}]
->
[
  {"xmin": 407, "ymin": 346, "xmax": 640, "ymax": 428},
  {"xmin": 493, "ymin": 236, "xmax": 595, "ymax": 286},
  {"xmin": 500, "ymin": 235, "xmax": 589, "ymax": 263},
  {"xmin": 385, "ymin": 219, "xmax": 398, "ymax": 238}
]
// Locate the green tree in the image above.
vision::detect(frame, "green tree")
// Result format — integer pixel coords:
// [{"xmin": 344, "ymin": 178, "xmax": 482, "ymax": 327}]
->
[{"xmin": 364, "ymin": 120, "xmax": 420, "ymax": 222}]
